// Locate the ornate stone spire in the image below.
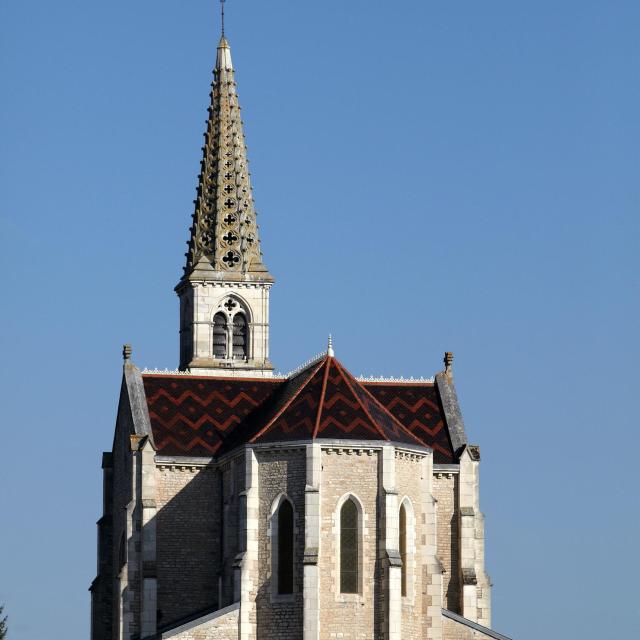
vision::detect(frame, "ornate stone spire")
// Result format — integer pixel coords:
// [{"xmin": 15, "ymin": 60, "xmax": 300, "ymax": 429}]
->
[{"xmin": 183, "ymin": 36, "xmax": 271, "ymax": 279}]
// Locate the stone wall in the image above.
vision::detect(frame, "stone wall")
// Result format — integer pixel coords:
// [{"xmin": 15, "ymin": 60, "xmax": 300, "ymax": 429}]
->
[
  {"xmin": 111, "ymin": 389, "xmax": 136, "ymax": 639},
  {"xmin": 442, "ymin": 614, "xmax": 499, "ymax": 640},
  {"xmin": 155, "ymin": 463, "xmax": 220, "ymax": 627},
  {"xmin": 91, "ymin": 454, "xmax": 114, "ymax": 640},
  {"xmin": 255, "ymin": 448, "xmax": 305, "ymax": 640},
  {"xmin": 162, "ymin": 605, "xmax": 239, "ymax": 640},
  {"xmin": 433, "ymin": 472, "xmax": 460, "ymax": 613},
  {"xmin": 319, "ymin": 447, "xmax": 380, "ymax": 640},
  {"xmin": 219, "ymin": 457, "xmax": 242, "ymax": 608},
  {"xmin": 396, "ymin": 452, "xmax": 427, "ymax": 639}
]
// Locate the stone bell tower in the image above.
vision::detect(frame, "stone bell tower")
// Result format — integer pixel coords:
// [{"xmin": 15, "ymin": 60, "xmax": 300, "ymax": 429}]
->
[{"xmin": 175, "ymin": 36, "xmax": 275, "ymax": 377}]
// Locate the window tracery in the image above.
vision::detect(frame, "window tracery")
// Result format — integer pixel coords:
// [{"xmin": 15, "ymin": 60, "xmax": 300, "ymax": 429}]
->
[{"xmin": 212, "ymin": 298, "xmax": 250, "ymax": 360}]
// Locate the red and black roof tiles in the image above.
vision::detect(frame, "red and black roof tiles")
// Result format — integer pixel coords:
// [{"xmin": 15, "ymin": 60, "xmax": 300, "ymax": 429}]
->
[{"xmin": 143, "ymin": 355, "xmax": 455, "ymax": 462}]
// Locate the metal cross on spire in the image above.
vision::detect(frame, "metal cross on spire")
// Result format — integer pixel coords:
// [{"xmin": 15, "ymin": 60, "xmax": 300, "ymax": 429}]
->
[{"xmin": 220, "ymin": 0, "xmax": 226, "ymax": 37}]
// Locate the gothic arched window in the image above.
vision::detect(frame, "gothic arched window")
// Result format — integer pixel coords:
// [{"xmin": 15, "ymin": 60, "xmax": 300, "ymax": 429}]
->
[
  {"xmin": 399, "ymin": 502, "xmax": 408, "ymax": 596},
  {"xmin": 213, "ymin": 312, "xmax": 227, "ymax": 358},
  {"xmin": 277, "ymin": 500, "xmax": 294, "ymax": 595},
  {"xmin": 232, "ymin": 312, "xmax": 247, "ymax": 359},
  {"xmin": 340, "ymin": 498, "xmax": 359, "ymax": 594}
]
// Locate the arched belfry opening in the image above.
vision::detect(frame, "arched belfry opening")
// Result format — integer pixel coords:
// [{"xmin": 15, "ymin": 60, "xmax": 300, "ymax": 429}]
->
[
  {"xmin": 213, "ymin": 312, "xmax": 227, "ymax": 359},
  {"xmin": 232, "ymin": 312, "xmax": 247, "ymax": 359}
]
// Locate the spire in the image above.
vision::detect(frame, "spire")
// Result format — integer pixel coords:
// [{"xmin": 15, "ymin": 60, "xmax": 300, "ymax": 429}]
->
[{"xmin": 183, "ymin": 35, "xmax": 271, "ymax": 279}]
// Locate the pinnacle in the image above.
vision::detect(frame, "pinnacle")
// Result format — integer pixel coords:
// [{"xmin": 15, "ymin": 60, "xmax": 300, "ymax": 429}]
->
[{"xmin": 216, "ymin": 36, "xmax": 233, "ymax": 70}]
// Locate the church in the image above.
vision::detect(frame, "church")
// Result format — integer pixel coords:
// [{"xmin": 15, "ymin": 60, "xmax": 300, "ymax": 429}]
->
[{"xmin": 90, "ymin": 17, "xmax": 513, "ymax": 640}]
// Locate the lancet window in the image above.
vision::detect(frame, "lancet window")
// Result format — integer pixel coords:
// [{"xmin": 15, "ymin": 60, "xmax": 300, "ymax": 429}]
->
[
  {"xmin": 400, "ymin": 502, "xmax": 408, "ymax": 596},
  {"xmin": 118, "ymin": 532, "xmax": 126, "ymax": 571},
  {"xmin": 232, "ymin": 313, "xmax": 247, "ymax": 359},
  {"xmin": 276, "ymin": 499, "xmax": 294, "ymax": 595},
  {"xmin": 340, "ymin": 498, "xmax": 360, "ymax": 594},
  {"xmin": 212, "ymin": 313, "xmax": 227, "ymax": 359}
]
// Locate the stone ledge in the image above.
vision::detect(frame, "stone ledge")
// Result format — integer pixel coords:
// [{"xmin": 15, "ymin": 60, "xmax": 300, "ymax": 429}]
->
[
  {"xmin": 144, "ymin": 603, "xmax": 240, "ymax": 640},
  {"xmin": 442, "ymin": 609, "xmax": 512, "ymax": 640}
]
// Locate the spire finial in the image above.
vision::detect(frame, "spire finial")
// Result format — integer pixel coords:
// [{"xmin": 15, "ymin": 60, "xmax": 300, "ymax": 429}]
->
[
  {"xmin": 220, "ymin": 0, "xmax": 225, "ymax": 37},
  {"xmin": 123, "ymin": 344, "xmax": 132, "ymax": 362},
  {"xmin": 327, "ymin": 334, "xmax": 334, "ymax": 357}
]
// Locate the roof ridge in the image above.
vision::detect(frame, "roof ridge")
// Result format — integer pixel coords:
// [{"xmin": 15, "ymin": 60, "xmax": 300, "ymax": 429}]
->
[
  {"xmin": 248, "ymin": 359, "xmax": 325, "ymax": 443},
  {"xmin": 332, "ymin": 358, "xmax": 389, "ymax": 441},
  {"xmin": 312, "ymin": 357, "xmax": 332, "ymax": 439}
]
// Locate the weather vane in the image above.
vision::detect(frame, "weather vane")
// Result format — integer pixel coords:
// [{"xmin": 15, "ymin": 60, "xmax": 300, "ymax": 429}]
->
[{"xmin": 220, "ymin": 0, "xmax": 226, "ymax": 37}]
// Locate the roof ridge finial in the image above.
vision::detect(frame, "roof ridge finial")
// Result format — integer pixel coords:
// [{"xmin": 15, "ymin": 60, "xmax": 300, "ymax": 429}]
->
[
  {"xmin": 220, "ymin": 0, "xmax": 225, "ymax": 38},
  {"xmin": 444, "ymin": 351, "xmax": 454, "ymax": 379},
  {"xmin": 327, "ymin": 334, "xmax": 334, "ymax": 357}
]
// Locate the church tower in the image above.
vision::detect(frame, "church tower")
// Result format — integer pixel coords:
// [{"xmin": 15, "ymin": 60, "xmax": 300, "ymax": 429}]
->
[{"xmin": 176, "ymin": 36, "xmax": 274, "ymax": 377}]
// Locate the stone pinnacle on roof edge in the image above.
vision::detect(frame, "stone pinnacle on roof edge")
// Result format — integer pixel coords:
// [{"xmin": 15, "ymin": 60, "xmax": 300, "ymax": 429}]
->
[{"xmin": 182, "ymin": 35, "xmax": 271, "ymax": 280}]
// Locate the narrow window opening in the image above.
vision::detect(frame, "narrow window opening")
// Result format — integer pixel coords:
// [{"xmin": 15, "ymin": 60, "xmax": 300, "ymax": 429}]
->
[
  {"xmin": 118, "ymin": 532, "xmax": 126, "ymax": 570},
  {"xmin": 340, "ymin": 499, "xmax": 359, "ymax": 593},
  {"xmin": 232, "ymin": 313, "xmax": 247, "ymax": 359},
  {"xmin": 277, "ymin": 500, "xmax": 294, "ymax": 594},
  {"xmin": 400, "ymin": 503, "xmax": 407, "ymax": 596},
  {"xmin": 213, "ymin": 312, "xmax": 227, "ymax": 358}
]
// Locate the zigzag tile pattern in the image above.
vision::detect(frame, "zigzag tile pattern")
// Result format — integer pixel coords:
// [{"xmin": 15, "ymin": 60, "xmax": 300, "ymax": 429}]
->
[
  {"xmin": 254, "ymin": 362, "xmax": 325, "ymax": 442},
  {"xmin": 143, "ymin": 375, "xmax": 280, "ymax": 456},
  {"xmin": 142, "ymin": 359, "xmax": 455, "ymax": 461},
  {"xmin": 252, "ymin": 358, "xmax": 424, "ymax": 446},
  {"xmin": 364, "ymin": 383, "xmax": 454, "ymax": 462},
  {"xmin": 314, "ymin": 360, "xmax": 381, "ymax": 440}
]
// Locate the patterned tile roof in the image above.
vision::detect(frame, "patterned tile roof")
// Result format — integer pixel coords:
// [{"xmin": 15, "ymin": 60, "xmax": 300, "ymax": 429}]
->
[
  {"xmin": 142, "ymin": 356, "xmax": 456, "ymax": 461},
  {"xmin": 247, "ymin": 357, "xmax": 424, "ymax": 447},
  {"xmin": 364, "ymin": 383, "xmax": 454, "ymax": 462},
  {"xmin": 143, "ymin": 375, "xmax": 280, "ymax": 456}
]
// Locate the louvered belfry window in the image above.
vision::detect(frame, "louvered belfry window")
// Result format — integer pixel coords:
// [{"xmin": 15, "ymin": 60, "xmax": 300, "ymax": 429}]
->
[
  {"xmin": 212, "ymin": 312, "xmax": 227, "ymax": 358},
  {"xmin": 400, "ymin": 503, "xmax": 408, "ymax": 596},
  {"xmin": 232, "ymin": 313, "xmax": 247, "ymax": 359},
  {"xmin": 277, "ymin": 500, "xmax": 294, "ymax": 594},
  {"xmin": 340, "ymin": 499, "xmax": 359, "ymax": 593}
]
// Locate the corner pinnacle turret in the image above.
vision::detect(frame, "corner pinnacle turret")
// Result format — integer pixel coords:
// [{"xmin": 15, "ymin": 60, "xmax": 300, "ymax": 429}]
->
[{"xmin": 183, "ymin": 35, "xmax": 272, "ymax": 281}]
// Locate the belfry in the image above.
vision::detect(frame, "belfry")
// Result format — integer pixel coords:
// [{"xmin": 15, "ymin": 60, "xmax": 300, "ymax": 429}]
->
[{"xmin": 90, "ymin": 10, "xmax": 513, "ymax": 640}]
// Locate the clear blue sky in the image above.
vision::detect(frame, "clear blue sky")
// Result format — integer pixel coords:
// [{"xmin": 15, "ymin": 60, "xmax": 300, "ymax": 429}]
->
[{"xmin": 1, "ymin": 1, "xmax": 638, "ymax": 638}]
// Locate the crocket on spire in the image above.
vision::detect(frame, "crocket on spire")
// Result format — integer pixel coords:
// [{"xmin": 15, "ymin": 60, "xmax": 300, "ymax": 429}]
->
[{"xmin": 183, "ymin": 27, "xmax": 270, "ymax": 279}]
